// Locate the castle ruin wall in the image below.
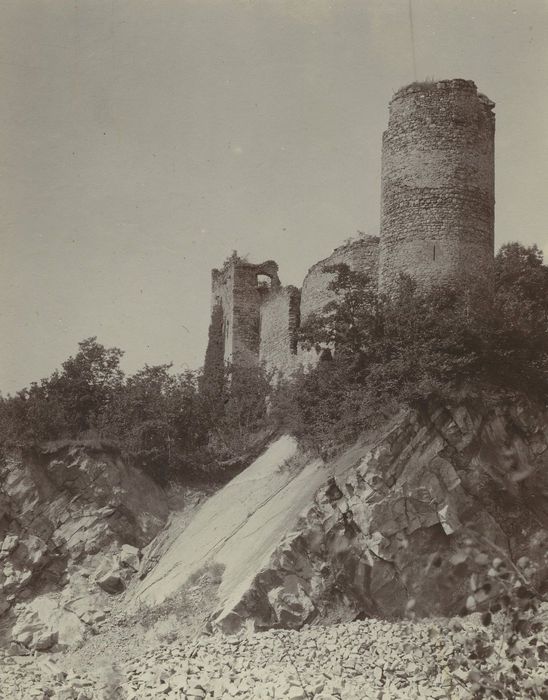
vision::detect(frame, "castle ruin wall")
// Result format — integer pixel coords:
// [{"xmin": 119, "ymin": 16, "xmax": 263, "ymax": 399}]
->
[
  {"xmin": 202, "ymin": 265, "xmax": 234, "ymax": 392},
  {"xmin": 379, "ymin": 79, "xmax": 495, "ymax": 296},
  {"xmin": 203, "ymin": 78, "xmax": 496, "ymax": 390},
  {"xmin": 259, "ymin": 286, "xmax": 301, "ymax": 377},
  {"xmin": 300, "ymin": 235, "xmax": 379, "ymax": 323},
  {"xmin": 230, "ymin": 261, "xmax": 280, "ymax": 367}
]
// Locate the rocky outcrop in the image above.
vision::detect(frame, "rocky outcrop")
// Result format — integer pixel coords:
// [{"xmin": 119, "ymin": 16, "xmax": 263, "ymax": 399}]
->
[
  {"xmin": 131, "ymin": 436, "xmax": 327, "ymax": 613},
  {"xmin": 214, "ymin": 398, "xmax": 548, "ymax": 631},
  {"xmin": 6, "ymin": 396, "xmax": 546, "ymax": 653},
  {"xmin": 0, "ymin": 442, "xmax": 168, "ymax": 649}
]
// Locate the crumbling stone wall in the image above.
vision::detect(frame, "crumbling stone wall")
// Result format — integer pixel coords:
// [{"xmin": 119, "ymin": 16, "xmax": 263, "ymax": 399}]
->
[
  {"xmin": 301, "ymin": 235, "xmax": 379, "ymax": 323},
  {"xmin": 259, "ymin": 286, "xmax": 301, "ymax": 377},
  {"xmin": 204, "ymin": 238, "xmax": 380, "ymax": 384},
  {"xmin": 203, "ymin": 255, "xmax": 281, "ymax": 389},
  {"xmin": 202, "ymin": 300, "xmax": 226, "ymax": 396},
  {"xmin": 230, "ymin": 260, "xmax": 280, "ymax": 367},
  {"xmin": 203, "ymin": 78, "xmax": 496, "ymax": 386},
  {"xmin": 379, "ymin": 79, "xmax": 495, "ymax": 296},
  {"xmin": 202, "ymin": 262, "xmax": 234, "ymax": 392}
]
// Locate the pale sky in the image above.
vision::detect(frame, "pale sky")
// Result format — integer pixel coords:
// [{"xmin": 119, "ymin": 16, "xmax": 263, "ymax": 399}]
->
[{"xmin": 1, "ymin": 0, "xmax": 548, "ymax": 395}]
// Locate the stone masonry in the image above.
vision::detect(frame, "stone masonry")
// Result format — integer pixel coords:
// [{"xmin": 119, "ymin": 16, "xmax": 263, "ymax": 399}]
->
[
  {"xmin": 203, "ymin": 254, "xmax": 281, "ymax": 386},
  {"xmin": 203, "ymin": 79, "xmax": 496, "ymax": 383},
  {"xmin": 300, "ymin": 236, "xmax": 379, "ymax": 324},
  {"xmin": 259, "ymin": 286, "xmax": 301, "ymax": 376},
  {"xmin": 379, "ymin": 79, "xmax": 495, "ymax": 295}
]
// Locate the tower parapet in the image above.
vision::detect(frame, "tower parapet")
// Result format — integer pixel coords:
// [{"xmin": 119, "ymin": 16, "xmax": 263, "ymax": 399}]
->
[{"xmin": 379, "ymin": 79, "xmax": 495, "ymax": 295}]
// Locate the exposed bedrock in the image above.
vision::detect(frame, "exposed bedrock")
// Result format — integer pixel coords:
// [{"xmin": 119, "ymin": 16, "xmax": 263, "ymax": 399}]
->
[
  {"xmin": 0, "ymin": 443, "xmax": 168, "ymax": 650},
  {"xmin": 213, "ymin": 398, "xmax": 548, "ymax": 632}
]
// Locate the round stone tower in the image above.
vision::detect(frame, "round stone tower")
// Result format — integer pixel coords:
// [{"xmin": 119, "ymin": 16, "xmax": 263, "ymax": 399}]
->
[{"xmin": 379, "ymin": 79, "xmax": 495, "ymax": 296}]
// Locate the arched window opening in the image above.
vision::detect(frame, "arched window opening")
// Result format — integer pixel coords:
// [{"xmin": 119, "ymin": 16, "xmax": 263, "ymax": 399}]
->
[{"xmin": 256, "ymin": 273, "xmax": 272, "ymax": 290}]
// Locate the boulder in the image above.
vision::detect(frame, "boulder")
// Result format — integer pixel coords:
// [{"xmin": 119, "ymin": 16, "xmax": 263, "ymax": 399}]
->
[
  {"xmin": 11, "ymin": 595, "xmax": 87, "ymax": 649},
  {"xmin": 94, "ymin": 560, "xmax": 126, "ymax": 595},
  {"xmin": 119, "ymin": 544, "xmax": 140, "ymax": 571},
  {"xmin": 267, "ymin": 581, "xmax": 315, "ymax": 627},
  {"xmin": 1, "ymin": 534, "xmax": 19, "ymax": 555}
]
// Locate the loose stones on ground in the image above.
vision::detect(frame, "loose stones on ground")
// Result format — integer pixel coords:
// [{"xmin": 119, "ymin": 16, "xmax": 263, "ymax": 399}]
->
[{"xmin": 1, "ymin": 614, "xmax": 546, "ymax": 699}]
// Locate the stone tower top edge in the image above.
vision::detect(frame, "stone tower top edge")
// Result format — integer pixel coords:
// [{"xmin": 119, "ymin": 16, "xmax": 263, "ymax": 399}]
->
[
  {"xmin": 212, "ymin": 256, "xmax": 280, "ymax": 283},
  {"xmin": 391, "ymin": 78, "xmax": 476, "ymax": 100},
  {"xmin": 304, "ymin": 234, "xmax": 380, "ymax": 276},
  {"xmin": 390, "ymin": 78, "xmax": 495, "ymax": 115},
  {"xmin": 391, "ymin": 78, "xmax": 478, "ymax": 102}
]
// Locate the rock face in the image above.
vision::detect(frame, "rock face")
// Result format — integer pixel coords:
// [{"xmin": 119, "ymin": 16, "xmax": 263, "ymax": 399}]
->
[
  {"xmin": 4, "ymin": 397, "xmax": 547, "ymax": 654},
  {"xmin": 131, "ymin": 436, "xmax": 327, "ymax": 613},
  {"xmin": 213, "ymin": 398, "xmax": 548, "ymax": 631},
  {"xmin": 0, "ymin": 442, "xmax": 168, "ymax": 649}
]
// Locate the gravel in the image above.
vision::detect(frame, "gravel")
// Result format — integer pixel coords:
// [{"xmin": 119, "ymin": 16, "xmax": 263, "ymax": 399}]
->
[{"xmin": 0, "ymin": 614, "xmax": 545, "ymax": 699}]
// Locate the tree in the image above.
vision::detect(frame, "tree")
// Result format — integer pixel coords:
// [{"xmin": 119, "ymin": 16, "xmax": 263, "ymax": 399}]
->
[
  {"xmin": 47, "ymin": 337, "xmax": 124, "ymax": 434},
  {"xmin": 299, "ymin": 264, "xmax": 379, "ymax": 359},
  {"xmin": 0, "ymin": 338, "xmax": 124, "ymax": 447},
  {"xmin": 279, "ymin": 245, "xmax": 548, "ymax": 455},
  {"xmin": 206, "ymin": 362, "xmax": 274, "ymax": 462},
  {"xmin": 0, "ymin": 381, "xmax": 67, "ymax": 446},
  {"xmin": 97, "ymin": 364, "xmax": 208, "ymax": 482},
  {"xmin": 489, "ymin": 243, "xmax": 548, "ymax": 397}
]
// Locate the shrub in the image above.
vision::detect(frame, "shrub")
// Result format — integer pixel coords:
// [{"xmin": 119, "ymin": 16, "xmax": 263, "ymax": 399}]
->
[
  {"xmin": 272, "ymin": 242, "xmax": 548, "ymax": 455},
  {"xmin": 0, "ymin": 341, "xmax": 276, "ymax": 484},
  {"xmin": 446, "ymin": 532, "xmax": 548, "ymax": 698}
]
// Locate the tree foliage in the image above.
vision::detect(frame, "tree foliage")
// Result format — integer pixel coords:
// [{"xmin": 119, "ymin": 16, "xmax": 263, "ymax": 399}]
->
[
  {"xmin": 445, "ymin": 532, "xmax": 548, "ymax": 699},
  {"xmin": 276, "ymin": 242, "xmax": 548, "ymax": 455},
  {"xmin": 1, "ymin": 241, "xmax": 546, "ymax": 480},
  {"xmin": 0, "ymin": 338, "xmax": 274, "ymax": 484},
  {"xmin": 95, "ymin": 364, "xmax": 208, "ymax": 480}
]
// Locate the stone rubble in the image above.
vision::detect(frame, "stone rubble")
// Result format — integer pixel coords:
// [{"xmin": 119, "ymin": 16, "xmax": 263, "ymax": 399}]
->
[{"xmin": 2, "ymin": 614, "xmax": 545, "ymax": 700}]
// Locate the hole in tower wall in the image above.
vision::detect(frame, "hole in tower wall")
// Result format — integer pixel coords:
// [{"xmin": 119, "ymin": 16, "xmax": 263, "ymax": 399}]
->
[{"xmin": 256, "ymin": 274, "xmax": 272, "ymax": 290}]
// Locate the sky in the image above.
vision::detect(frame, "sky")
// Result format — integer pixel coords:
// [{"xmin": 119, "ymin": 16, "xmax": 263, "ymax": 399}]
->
[{"xmin": 1, "ymin": 0, "xmax": 548, "ymax": 395}]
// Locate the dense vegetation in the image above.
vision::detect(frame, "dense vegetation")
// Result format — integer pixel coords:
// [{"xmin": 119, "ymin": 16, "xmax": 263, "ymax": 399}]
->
[
  {"xmin": 0, "ymin": 341, "xmax": 271, "ymax": 483},
  {"xmin": 1, "ymin": 242, "xmax": 547, "ymax": 480},
  {"xmin": 271, "ymin": 241, "xmax": 548, "ymax": 454}
]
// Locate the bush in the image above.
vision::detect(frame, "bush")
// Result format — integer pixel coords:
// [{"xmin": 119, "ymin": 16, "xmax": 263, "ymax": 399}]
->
[
  {"xmin": 272, "ymin": 243, "xmax": 548, "ymax": 455},
  {"xmin": 446, "ymin": 532, "xmax": 548, "ymax": 699},
  {"xmin": 203, "ymin": 362, "xmax": 274, "ymax": 463},
  {"xmin": 0, "ymin": 340, "xmax": 276, "ymax": 485},
  {"xmin": 2, "ymin": 242, "xmax": 546, "ymax": 480}
]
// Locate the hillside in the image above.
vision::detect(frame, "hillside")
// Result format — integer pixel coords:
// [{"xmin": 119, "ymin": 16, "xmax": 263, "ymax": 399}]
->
[
  {"xmin": 1, "ymin": 395, "xmax": 547, "ymax": 698},
  {"xmin": 131, "ymin": 395, "xmax": 548, "ymax": 632}
]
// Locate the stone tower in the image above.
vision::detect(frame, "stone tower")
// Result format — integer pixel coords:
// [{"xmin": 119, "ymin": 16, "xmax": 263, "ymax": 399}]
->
[
  {"xmin": 202, "ymin": 253, "xmax": 281, "ymax": 391},
  {"xmin": 379, "ymin": 79, "xmax": 495, "ymax": 295}
]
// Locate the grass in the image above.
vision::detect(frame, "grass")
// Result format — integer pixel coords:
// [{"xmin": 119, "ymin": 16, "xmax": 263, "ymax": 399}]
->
[{"xmin": 403, "ymin": 77, "xmax": 437, "ymax": 91}]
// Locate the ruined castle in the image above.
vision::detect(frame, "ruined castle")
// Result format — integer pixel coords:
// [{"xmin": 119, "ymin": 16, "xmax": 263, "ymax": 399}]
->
[{"xmin": 204, "ymin": 79, "xmax": 496, "ymax": 383}]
